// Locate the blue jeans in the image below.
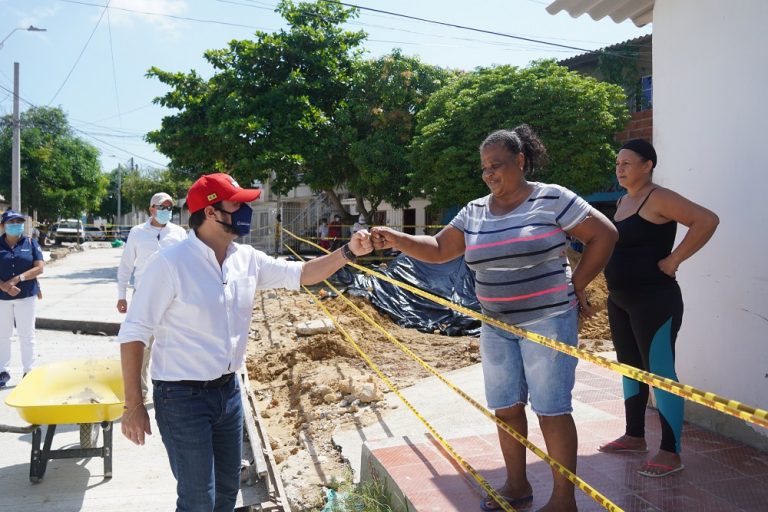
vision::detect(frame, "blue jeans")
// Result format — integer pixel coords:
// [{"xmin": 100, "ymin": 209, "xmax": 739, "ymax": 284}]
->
[
  {"xmin": 153, "ymin": 377, "xmax": 243, "ymax": 512},
  {"xmin": 480, "ymin": 307, "xmax": 579, "ymax": 415}
]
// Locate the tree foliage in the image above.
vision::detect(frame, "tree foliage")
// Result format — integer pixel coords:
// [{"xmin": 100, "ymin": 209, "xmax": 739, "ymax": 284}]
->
[
  {"xmin": 122, "ymin": 168, "xmax": 192, "ymax": 212},
  {"xmin": 146, "ymin": 0, "xmax": 365, "ymax": 210},
  {"xmin": 346, "ymin": 50, "xmax": 455, "ymax": 219},
  {"xmin": 92, "ymin": 166, "xmax": 192, "ymax": 223},
  {"xmin": 92, "ymin": 167, "xmax": 133, "ymax": 222},
  {"xmin": 410, "ymin": 60, "xmax": 629, "ymax": 208},
  {"xmin": 0, "ymin": 106, "xmax": 107, "ymax": 221},
  {"xmin": 146, "ymin": 1, "xmax": 451, "ymax": 220}
]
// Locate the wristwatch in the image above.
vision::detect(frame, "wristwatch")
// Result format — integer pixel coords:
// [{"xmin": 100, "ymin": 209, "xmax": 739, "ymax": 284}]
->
[
  {"xmin": 341, "ymin": 243, "xmax": 357, "ymax": 263},
  {"xmin": 18, "ymin": 274, "xmax": 25, "ymax": 282}
]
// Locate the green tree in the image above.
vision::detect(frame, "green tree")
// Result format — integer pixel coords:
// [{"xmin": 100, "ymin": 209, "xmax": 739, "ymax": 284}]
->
[
  {"xmin": 0, "ymin": 106, "xmax": 107, "ymax": 220},
  {"xmin": 345, "ymin": 50, "xmax": 455, "ymax": 221},
  {"xmin": 409, "ymin": 60, "xmax": 629, "ymax": 208},
  {"xmin": 146, "ymin": 0, "xmax": 365, "ymax": 216},
  {"xmin": 92, "ymin": 167, "xmax": 133, "ymax": 223},
  {"xmin": 94, "ymin": 167, "xmax": 192, "ymax": 223},
  {"xmin": 121, "ymin": 167, "xmax": 192, "ymax": 212}
]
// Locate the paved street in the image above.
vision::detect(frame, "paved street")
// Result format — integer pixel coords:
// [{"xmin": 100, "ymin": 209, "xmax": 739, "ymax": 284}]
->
[{"xmin": 0, "ymin": 244, "xmax": 258, "ymax": 511}]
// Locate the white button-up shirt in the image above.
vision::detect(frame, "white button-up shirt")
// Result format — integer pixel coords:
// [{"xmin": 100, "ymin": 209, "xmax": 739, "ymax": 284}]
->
[
  {"xmin": 117, "ymin": 220, "xmax": 188, "ymax": 299},
  {"xmin": 117, "ymin": 230, "xmax": 304, "ymax": 381}
]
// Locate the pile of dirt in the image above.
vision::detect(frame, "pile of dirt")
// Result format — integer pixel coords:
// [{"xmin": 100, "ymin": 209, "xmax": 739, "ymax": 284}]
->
[
  {"xmin": 578, "ymin": 270, "xmax": 613, "ymax": 351},
  {"xmin": 245, "ymin": 266, "xmax": 613, "ymax": 510},
  {"xmin": 246, "ymin": 290, "xmax": 481, "ymax": 509}
]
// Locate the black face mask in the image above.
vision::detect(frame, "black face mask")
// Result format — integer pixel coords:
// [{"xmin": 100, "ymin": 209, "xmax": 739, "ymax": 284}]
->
[{"xmin": 213, "ymin": 204, "xmax": 253, "ymax": 237}]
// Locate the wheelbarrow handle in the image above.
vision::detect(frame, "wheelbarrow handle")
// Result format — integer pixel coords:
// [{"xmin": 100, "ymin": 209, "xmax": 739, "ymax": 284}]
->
[{"xmin": 0, "ymin": 423, "xmax": 39, "ymax": 434}]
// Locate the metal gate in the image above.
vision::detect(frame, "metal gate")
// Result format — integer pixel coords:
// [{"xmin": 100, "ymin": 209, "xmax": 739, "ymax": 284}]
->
[{"xmin": 243, "ymin": 193, "xmax": 336, "ymax": 255}]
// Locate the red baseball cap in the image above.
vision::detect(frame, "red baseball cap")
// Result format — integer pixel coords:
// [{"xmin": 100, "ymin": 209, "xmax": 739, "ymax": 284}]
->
[{"xmin": 186, "ymin": 173, "xmax": 261, "ymax": 213}]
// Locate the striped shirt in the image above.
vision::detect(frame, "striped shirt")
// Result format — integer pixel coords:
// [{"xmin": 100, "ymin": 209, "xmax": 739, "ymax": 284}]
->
[{"xmin": 450, "ymin": 182, "xmax": 591, "ymax": 326}]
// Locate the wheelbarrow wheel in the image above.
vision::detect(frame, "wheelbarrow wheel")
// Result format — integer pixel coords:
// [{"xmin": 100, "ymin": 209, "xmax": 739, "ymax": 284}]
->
[{"xmin": 80, "ymin": 423, "xmax": 99, "ymax": 448}]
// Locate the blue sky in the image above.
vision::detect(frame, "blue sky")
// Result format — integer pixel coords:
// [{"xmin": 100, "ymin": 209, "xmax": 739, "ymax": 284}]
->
[{"xmin": 0, "ymin": 0, "xmax": 650, "ymax": 172}]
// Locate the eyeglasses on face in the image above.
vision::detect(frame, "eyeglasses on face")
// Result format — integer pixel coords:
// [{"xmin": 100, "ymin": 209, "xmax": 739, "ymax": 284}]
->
[{"xmin": 153, "ymin": 205, "xmax": 173, "ymax": 211}]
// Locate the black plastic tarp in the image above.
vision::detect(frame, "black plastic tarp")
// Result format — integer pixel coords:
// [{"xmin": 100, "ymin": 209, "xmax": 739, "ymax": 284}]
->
[{"xmin": 337, "ymin": 254, "xmax": 481, "ymax": 336}]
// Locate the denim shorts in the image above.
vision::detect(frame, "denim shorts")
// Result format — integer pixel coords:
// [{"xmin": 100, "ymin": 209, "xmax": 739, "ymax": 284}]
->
[{"xmin": 480, "ymin": 307, "xmax": 579, "ymax": 415}]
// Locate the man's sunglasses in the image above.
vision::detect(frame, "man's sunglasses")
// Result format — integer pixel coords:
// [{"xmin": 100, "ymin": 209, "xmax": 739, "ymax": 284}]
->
[{"xmin": 153, "ymin": 205, "xmax": 173, "ymax": 211}]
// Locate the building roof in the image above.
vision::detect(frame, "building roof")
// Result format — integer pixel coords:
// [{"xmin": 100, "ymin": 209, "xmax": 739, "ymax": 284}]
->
[
  {"xmin": 558, "ymin": 33, "xmax": 651, "ymax": 67},
  {"xmin": 546, "ymin": 0, "xmax": 654, "ymax": 27}
]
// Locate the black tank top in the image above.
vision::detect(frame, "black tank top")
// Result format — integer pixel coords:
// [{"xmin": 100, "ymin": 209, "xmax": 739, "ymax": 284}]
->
[{"xmin": 604, "ymin": 189, "xmax": 678, "ymax": 291}]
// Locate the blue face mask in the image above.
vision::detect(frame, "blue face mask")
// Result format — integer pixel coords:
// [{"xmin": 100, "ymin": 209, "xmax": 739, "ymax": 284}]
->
[
  {"xmin": 215, "ymin": 204, "xmax": 252, "ymax": 237},
  {"xmin": 5, "ymin": 223, "xmax": 24, "ymax": 237},
  {"xmin": 154, "ymin": 209, "xmax": 172, "ymax": 225}
]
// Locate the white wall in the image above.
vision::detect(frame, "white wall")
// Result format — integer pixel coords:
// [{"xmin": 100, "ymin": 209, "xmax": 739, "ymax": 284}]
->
[
  {"xmin": 654, "ymin": 0, "xmax": 768, "ymax": 437},
  {"xmin": 346, "ymin": 198, "xmax": 432, "ymax": 236}
]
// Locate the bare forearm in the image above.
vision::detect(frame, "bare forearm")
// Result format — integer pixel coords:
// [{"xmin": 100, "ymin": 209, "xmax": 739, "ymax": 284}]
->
[
  {"xmin": 300, "ymin": 248, "xmax": 350, "ymax": 285},
  {"xmin": 121, "ymin": 342, "xmax": 145, "ymax": 406},
  {"xmin": 669, "ymin": 216, "xmax": 719, "ymax": 267},
  {"xmin": 394, "ymin": 234, "xmax": 454, "ymax": 263},
  {"xmin": 22, "ymin": 264, "xmax": 44, "ymax": 280},
  {"xmin": 571, "ymin": 235, "xmax": 614, "ymax": 291}
]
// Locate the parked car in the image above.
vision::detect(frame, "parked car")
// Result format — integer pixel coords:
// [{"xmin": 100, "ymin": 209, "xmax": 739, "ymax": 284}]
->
[
  {"xmin": 107, "ymin": 226, "xmax": 132, "ymax": 241},
  {"xmin": 84, "ymin": 225, "xmax": 107, "ymax": 241},
  {"xmin": 54, "ymin": 219, "xmax": 85, "ymax": 244},
  {"xmin": 39, "ymin": 223, "xmax": 55, "ymax": 247}
]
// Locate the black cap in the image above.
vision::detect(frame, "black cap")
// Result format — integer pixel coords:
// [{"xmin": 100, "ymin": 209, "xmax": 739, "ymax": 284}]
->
[{"xmin": 621, "ymin": 139, "xmax": 657, "ymax": 168}]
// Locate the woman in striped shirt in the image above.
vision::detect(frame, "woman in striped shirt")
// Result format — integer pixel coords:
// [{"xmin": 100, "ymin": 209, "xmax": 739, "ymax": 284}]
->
[{"xmin": 372, "ymin": 125, "xmax": 617, "ymax": 512}]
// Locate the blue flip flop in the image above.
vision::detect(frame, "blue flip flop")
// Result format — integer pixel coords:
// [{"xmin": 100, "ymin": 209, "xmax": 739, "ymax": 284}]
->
[{"xmin": 480, "ymin": 494, "xmax": 534, "ymax": 511}]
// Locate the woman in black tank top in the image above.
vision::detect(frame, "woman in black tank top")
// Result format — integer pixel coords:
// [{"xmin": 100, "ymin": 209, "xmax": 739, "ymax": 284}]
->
[{"xmin": 598, "ymin": 139, "xmax": 719, "ymax": 478}]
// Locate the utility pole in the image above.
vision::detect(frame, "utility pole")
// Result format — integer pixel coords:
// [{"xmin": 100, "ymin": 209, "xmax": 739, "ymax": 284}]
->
[
  {"xmin": 3, "ymin": 27, "xmax": 47, "ymax": 212},
  {"xmin": 12, "ymin": 62, "xmax": 20, "ymax": 211},
  {"xmin": 116, "ymin": 163, "xmax": 122, "ymax": 229}
]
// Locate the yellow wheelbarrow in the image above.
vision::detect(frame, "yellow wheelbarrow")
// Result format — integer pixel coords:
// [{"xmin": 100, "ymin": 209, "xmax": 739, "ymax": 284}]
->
[{"xmin": 3, "ymin": 359, "xmax": 124, "ymax": 483}]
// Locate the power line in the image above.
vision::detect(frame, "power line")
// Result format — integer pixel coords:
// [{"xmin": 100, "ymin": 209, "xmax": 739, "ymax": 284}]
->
[
  {"xmin": 230, "ymin": 0, "xmax": 645, "ymax": 59},
  {"xmin": 89, "ymin": 103, "xmax": 155, "ymax": 124},
  {"xmin": 72, "ymin": 127, "xmax": 168, "ymax": 167},
  {"xmin": 364, "ymin": 38, "xmax": 576, "ymax": 54},
  {"xmin": 71, "ymin": 121, "xmax": 146, "ymax": 135},
  {"xmin": 59, "ymin": 0, "xmax": 272, "ymax": 30},
  {"xmin": 75, "ymin": 130, "xmax": 144, "ymax": 138},
  {"xmin": 320, "ymin": 0, "xmax": 640, "ymax": 57},
  {"xmin": 0, "ymin": 83, "xmax": 36, "ymax": 109},
  {"xmin": 0, "ymin": 83, "xmax": 166, "ymax": 168},
  {"xmin": 237, "ymin": 0, "xmax": 620, "ymax": 48},
  {"xmin": 106, "ymin": 7, "xmax": 122, "ymax": 128},
  {"xmin": 49, "ymin": 0, "xmax": 111, "ymax": 105},
  {"xmin": 1, "ymin": 81, "xmax": 153, "ymax": 138}
]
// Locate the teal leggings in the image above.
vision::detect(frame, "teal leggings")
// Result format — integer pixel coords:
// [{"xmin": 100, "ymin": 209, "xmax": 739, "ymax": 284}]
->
[{"xmin": 607, "ymin": 284, "xmax": 684, "ymax": 453}]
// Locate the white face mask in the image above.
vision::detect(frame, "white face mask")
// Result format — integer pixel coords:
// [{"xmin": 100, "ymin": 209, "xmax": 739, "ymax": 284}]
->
[
  {"xmin": 155, "ymin": 209, "xmax": 172, "ymax": 225},
  {"xmin": 5, "ymin": 223, "xmax": 24, "ymax": 236}
]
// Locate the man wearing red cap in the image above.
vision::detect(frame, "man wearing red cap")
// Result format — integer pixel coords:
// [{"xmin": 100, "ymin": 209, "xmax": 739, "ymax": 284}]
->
[{"xmin": 117, "ymin": 173, "xmax": 372, "ymax": 512}]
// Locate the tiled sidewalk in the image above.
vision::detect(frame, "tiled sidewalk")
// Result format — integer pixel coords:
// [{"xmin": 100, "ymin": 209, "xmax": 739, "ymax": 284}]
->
[{"xmin": 364, "ymin": 362, "xmax": 768, "ymax": 511}]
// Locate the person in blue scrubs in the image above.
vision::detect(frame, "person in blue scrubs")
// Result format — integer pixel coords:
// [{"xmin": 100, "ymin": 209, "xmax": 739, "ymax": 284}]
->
[{"xmin": 0, "ymin": 210, "xmax": 44, "ymax": 387}]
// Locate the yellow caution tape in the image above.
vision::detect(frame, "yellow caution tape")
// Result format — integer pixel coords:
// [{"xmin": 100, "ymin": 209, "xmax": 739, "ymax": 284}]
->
[
  {"xmin": 281, "ymin": 228, "xmax": 768, "ymax": 430},
  {"xmin": 310, "ymin": 272, "xmax": 622, "ymax": 508},
  {"xmin": 297, "ymin": 289, "xmax": 518, "ymax": 511}
]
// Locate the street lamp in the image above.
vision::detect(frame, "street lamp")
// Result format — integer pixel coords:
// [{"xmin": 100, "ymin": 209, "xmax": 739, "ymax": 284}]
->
[
  {"xmin": 0, "ymin": 25, "xmax": 47, "ymax": 50},
  {"xmin": 3, "ymin": 25, "xmax": 47, "ymax": 213}
]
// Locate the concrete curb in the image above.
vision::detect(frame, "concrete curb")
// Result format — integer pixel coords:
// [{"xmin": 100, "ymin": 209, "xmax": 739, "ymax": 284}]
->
[{"xmin": 35, "ymin": 318, "xmax": 120, "ymax": 336}]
